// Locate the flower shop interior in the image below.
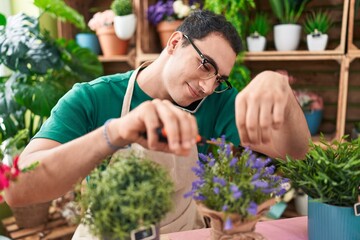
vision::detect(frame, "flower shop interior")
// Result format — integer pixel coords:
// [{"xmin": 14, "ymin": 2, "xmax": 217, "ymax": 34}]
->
[{"xmin": 1, "ymin": 0, "xmax": 360, "ymax": 239}]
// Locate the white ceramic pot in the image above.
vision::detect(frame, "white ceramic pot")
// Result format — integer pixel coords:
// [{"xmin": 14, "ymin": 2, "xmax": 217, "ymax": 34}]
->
[
  {"xmin": 246, "ymin": 35, "xmax": 266, "ymax": 52},
  {"xmin": 307, "ymin": 34, "xmax": 328, "ymax": 51},
  {"xmin": 114, "ymin": 14, "xmax": 137, "ymax": 40},
  {"xmin": 274, "ymin": 24, "xmax": 302, "ymax": 51},
  {"xmin": 294, "ymin": 193, "xmax": 308, "ymax": 216}
]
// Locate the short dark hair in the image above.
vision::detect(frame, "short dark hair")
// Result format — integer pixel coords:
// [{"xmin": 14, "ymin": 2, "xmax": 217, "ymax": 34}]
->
[{"xmin": 177, "ymin": 10, "xmax": 242, "ymax": 55}]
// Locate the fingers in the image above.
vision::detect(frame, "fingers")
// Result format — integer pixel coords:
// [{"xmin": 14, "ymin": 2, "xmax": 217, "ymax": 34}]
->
[
  {"xmin": 126, "ymin": 99, "xmax": 197, "ymax": 156},
  {"xmin": 151, "ymin": 99, "xmax": 197, "ymax": 154},
  {"xmin": 235, "ymin": 95, "xmax": 250, "ymax": 145},
  {"xmin": 235, "ymin": 71, "xmax": 289, "ymax": 146}
]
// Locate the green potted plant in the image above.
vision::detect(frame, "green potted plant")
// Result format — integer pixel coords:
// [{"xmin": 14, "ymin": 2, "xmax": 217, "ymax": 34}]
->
[
  {"xmin": 185, "ymin": 137, "xmax": 288, "ymax": 239},
  {"xmin": 277, "ymin": 137, "xmax": 360, "ymax": 240},
  {"xmin": 304, "ymin": 10, "xmax": 333, "ymax": 51},
  {"xmin": 269, "ymin": 0, "xmax": 311, "ymax": 51},
  {"xmin": 294, "ymin": 90, "xmax": 324, "ymax": 136},
  {"xmin": 77, "ymin": 152, "xmax": 174, "ymax": 240},
  {"xmin": 88, "ymin": 9, "xmax": 130, "ymax": 56},
  {"xmin": 112, "ymin": 0, "xmax": 136, "ymax": 40},
  {"xmin": 246, "ymin": 13, "xmax": 270, "ymax": 52}
]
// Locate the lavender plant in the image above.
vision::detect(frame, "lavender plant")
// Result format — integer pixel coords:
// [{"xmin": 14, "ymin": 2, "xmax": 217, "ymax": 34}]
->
[{"xmin": 185, "ymin": 137, "xmax": 288, "ymax": 229}]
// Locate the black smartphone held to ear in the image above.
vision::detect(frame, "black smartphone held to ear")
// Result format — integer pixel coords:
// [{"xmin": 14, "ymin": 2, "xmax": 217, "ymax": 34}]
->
[{"xmin": 130, "ymin": 224, "xmax": 157, "ymax": 240}]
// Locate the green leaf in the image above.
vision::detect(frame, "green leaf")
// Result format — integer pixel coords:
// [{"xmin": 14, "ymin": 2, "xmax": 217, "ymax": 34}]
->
[
  {"xmin": 12, "ymin": 75, "xmax": 66, "ymax": 117},
  {"xmin": 56, "ymin": 39, "xmax": 103, "ymax": 82},
  {"xmin": 0, "ymin": 13, "xmax": 62, "ymax": 75},
  {"xmin": 0, "ymin": 13, "xmax": 6, "ymax": 26},
  {"xmin": 34, "ymin": 0, "xmax": 86, "ymax": 31}
]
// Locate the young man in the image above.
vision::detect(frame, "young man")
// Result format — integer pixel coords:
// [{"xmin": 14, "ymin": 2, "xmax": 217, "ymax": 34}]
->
[{"xmin": 5, "ymin": 10, "xmax": 310, "ymax": 233}]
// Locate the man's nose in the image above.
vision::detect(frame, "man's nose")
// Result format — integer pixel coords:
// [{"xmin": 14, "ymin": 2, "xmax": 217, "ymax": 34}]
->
[{"xmin": 198, "ymin": 78, "xmax": 215, "ymax": 95}]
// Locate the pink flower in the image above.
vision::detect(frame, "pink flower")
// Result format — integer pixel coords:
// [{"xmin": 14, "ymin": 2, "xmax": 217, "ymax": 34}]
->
[{"xmin": 88, "ymin": 10, "xmax": 115, "ymax": 31}]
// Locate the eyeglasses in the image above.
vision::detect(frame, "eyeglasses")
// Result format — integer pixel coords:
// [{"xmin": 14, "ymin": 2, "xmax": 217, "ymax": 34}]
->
[{"xmin": 182, "ymin": 34, "xmax": 232, "ymax": 93}]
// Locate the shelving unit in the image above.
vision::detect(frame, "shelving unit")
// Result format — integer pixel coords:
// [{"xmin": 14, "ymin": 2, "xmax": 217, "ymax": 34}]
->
[
  {"xmin": 244, "ymin": 0, "xmax": 350, "ymax": 141},
  {"xmin": 345, "ymin": 0, "xmax": 360, "ymax": 134}
]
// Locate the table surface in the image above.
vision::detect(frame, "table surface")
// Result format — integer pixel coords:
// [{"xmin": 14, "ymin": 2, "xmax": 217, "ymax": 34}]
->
[{"xmin": 160, "ymin": 216, "xmax": 308, "ymax": 240}]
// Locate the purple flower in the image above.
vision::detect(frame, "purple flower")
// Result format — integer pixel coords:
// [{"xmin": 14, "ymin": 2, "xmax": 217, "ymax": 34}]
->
[
  {"xmin": 147, "ymin": 0, "xmax": 175, "ymax": 25},
  {"xmin": 229, "ymin": 157, "xmax": 238, "ymax": 167},
  {"xmin": 194, "ymin": 194, "xmax": 206, "ymax": 201},
  {"xmin": 252, "ymin": 180, "xmax": 269, "ymax": 189},
  {"xmin": 209, "ymin": 158, "xmax": 216, "ymax": 167},
  {"xmin": 213, "ymin": 177, "xmax": 226, "ymax": 186},
  {"xmin": 213, "ymin": 187, "xmax": 220, "ymax": 195},
  {"xmin": 191, "ymin": 166, "xmax": 204, "ymax": 177},
  {"xmin": 264, "ymin": 165, "xmax": 275, "ymax": 175},
  {"xmin": 225, "ymin": 143, "xmax": 231, "ymax": 157},
  {"xmin": 222, "ymin": 205, "xmax": 229, "ymax": 211},
  {"xmin": 251, "ymin": 172, "xmax": 261, "ymax": 181},
  {"xmin": 248, "ymin": 201, "xmax": 258, "ymax": 215},
  {"xmin": 224, "ymin": 216, "xmax": 233, "ymax": 230},
  {"xmin": 198, "ymin": 153, "xmax": 208, "ymax": 163},
  {"xmin": 230, "ymin": 184, "xmax": 242, "ymax": 199}
]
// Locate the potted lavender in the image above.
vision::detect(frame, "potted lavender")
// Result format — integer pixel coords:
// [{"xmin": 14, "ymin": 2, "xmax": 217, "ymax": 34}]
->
[{"xmin": 185, "ymin": 137, "xmax": 288, "ymax": 240}]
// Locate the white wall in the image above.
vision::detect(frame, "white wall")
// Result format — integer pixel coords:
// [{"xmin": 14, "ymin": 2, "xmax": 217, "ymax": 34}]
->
[{"xmin": 1, "ymin": 0, "xmax": 12, "ymax": 16}]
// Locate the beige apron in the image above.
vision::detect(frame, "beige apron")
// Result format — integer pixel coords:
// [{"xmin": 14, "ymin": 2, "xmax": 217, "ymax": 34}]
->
[{"xmin": 72, "ymin": 64, "xmax": 204, "ymax": 239}]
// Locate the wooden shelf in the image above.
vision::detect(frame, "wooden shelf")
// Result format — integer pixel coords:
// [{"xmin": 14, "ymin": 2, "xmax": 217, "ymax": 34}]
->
[{"xmin": 244, "ymin": 51, "xmax": 344, "ymax": 61}]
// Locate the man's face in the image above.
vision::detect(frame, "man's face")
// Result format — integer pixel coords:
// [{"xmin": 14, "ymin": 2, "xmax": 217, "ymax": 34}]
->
[{"xmin": 163, "ymin": 33, "xmax": 237, "ymax": 107}]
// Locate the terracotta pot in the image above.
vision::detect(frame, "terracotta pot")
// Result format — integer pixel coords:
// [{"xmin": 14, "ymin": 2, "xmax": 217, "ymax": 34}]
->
[
  {"xmin": 96, "ymin": 26, "xmax": 129, "ymax": 56},
  {"xmin": 196, "ymin": 199, "xmax": 275, "ymax": 240},
  {"xmin": 11, "ymin": 201, "xmax": 51, "ymax": 228},
  {"xmin": 156, "ymin": 20, "xmax": 183, "ymax": 48}
]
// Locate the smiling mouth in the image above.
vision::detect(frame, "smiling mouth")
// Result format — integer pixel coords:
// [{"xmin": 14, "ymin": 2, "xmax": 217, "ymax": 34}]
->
[{"xmin": 187, "ymin": 83, "xmax": 201, "ymax": 99}]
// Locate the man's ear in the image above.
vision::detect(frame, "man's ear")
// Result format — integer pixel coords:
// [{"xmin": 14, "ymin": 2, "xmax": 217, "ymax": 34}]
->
[{"xmin": 166, "ymin": 31, "xmax": 183, "ymax": 54}]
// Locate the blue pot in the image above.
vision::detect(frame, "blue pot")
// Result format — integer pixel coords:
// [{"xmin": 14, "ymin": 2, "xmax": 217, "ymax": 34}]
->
[
  {"xmin": 75, "ymin": 33, "xmax": 101, "ymax": 55},
  {"xmin": 308, "ymin": 200, "xmax": 360, "ymax": 240},
  {"xmin": 304, "ymin": 110, "xmax": 323, "ymax": 135}
]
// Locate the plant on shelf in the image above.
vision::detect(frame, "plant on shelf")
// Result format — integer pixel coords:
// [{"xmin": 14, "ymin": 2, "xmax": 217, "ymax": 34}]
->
[
  {"xmin": 185, "ymin": 137, "xmax": 288, "ymax": 239},
  {"xmin": 246, "ymin": 13, "xmax": 270, "ymax": 52},
  {"xmin": 77, "ymin": 152, "xmax": 174, "ymax": 240},
  {"xmin": 269, "ymin": 0, "xmax": 312, "ymax": 51},
  {"xmin": 111, "ymin": 0, "xmax": 137, "ymax": 40},
  {"xmin": 277, "ymin": 137, "xmax": 360, "ymax": 240},
  {"xmin": 294, "ymin": 90, "xmax": 323, "ymax": 136},
  {"xmin": 147, "ymin": 0, "xmax": 201, "ymax": 48},
  {"xmin": 88, "ymin": 9, "xmax": 130, "ymax": 56},
  {"xmin": 304, "ymin": 11, "xmax": 333, "ymax": 51}
]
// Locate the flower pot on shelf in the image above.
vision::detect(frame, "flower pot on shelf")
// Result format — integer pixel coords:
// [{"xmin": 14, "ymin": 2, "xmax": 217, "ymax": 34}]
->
[
  {"xmin": 196, "ymin": 199, "xmax": 275, "ymax": 240},
  {"xmin": 75, "ymin": 33, "xmax": 101, "ymax": 55},
  {"xmin": 304, "ymin": 110, "xmax": 323, "ymax": 135},
  {"xmin": 307, "ymin": 33, "xmax": 328, "ymax": 51},
  {"xmin": 156, "ymin": 20, "xmax": 183, "ymax": 48},
  {"xmin": 274, "ymin": 24, "xmax": 301, "ymax": 51},
  {"xmin": 246, "ymin": 36, "xmax": 266, "ymax": 52},
  {"xmin": 114, "ymin": 14, "xmax": 136, "ymax": 40},
  {"xmin": 11, "ymin": 201, "xmax": 51, "ymax": 228},
  {"xmin": 308, "ymin": 199, "xmax": 360, "ymax": 240},
  {"xmin": 96, "ymin": 26, "xmax": 129, "ymax": 56}
]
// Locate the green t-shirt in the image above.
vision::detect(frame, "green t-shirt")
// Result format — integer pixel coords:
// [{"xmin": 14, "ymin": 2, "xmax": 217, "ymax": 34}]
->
[{"xmin": 34, "ymin": 70, "xmax": 240, "ymax": 154}]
